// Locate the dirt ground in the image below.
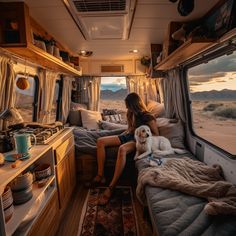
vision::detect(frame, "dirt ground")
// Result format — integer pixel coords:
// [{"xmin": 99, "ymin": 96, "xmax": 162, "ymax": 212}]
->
[{"xmin": 191, "ymin": 100, "xmax": 236, "ymax": 155}]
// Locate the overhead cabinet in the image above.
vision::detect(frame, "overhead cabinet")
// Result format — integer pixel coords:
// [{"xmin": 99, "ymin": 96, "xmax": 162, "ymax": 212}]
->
[{"xmin": 0, "ymin": 2, "xmax": 82, "ymax": 76}]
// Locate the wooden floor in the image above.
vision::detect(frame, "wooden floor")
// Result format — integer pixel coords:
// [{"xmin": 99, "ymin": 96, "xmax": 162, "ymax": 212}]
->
[{"xmin": 56, "ymin": 182, "xmax": 153, "ymax": 236}]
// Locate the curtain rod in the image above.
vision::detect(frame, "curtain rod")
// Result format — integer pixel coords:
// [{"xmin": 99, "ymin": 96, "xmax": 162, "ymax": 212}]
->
[
  {"xmin": 0, "ymin": 48, "xmax": 48, "ymax": 71},
  {"xmin": 0, "ymin": 48, "xmax": 76, "ymax": 77}
]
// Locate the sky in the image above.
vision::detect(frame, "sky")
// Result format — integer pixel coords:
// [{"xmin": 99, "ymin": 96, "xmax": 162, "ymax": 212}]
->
[
  {"xmin": 101, "ymin": 76, "xmax": 126, "ymax": 91},
  {"xmin": 188, "ymin": 51, "xmax": 236, "ymax": 92}
]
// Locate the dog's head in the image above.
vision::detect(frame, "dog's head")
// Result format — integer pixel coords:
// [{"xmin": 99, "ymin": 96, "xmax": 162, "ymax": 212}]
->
[{"xmin": 135, "ymin": 125, "xmax": 152, "ymax": 143}]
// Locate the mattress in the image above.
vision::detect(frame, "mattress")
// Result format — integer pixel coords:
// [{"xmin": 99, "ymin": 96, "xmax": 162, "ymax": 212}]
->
[{"xmin": 136, "ymin": 154, "xmax": 236, "ymax": 236}]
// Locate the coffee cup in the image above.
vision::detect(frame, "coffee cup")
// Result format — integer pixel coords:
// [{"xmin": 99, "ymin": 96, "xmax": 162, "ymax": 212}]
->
[{"xmin": 14, "ymin": 133, "xmax": 36, "ymax": 154}]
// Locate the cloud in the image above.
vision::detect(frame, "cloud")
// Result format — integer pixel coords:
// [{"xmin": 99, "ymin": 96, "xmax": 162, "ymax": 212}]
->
[
  {"xmin": 189, "ymin": 53, "xmax": 236, "ymax": 76},
  {"xmin": 189, "ymin": 72, "xmax": 227, "ymax": 83},
  {"xmin": 112, "ymin": 78, "xmax": 126, "ymax": 84}
]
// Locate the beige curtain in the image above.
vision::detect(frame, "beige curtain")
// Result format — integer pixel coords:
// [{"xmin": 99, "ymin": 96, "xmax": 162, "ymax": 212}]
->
[
  {"xmin": 126, "ymin": 75, "xmax": 158, "ymax": 104},
  {"xmin": 61, "ymin": 76, "xmax": 73, "ymax": 123},
  {"xmin": 160, "ymin": 68, "xmax": 186, "ymax": 122},
  {"xmin": 0, "ymin": 57, "xmax": 16, "ymax": 130},
  {"xmin": 88, "ymin": 76, "xmax": 101, "ymax": 111},
  {"xmin": 39, "ymin": 69, "xmax": 58, "ymax": 123}
]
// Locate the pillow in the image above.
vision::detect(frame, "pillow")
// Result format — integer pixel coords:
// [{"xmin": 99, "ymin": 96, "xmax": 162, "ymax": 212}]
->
[
  {"xmin": 99, "ymin": 120, "xmax": 128, "ymax": 131},
  {"xmin": 103, "ymin": 114, "xmax": 123, "ymax": 123},
  {"xmin": 68, "ymin": 110, "xmax": 83, "ymax": 126},
  {"xmin": 70, "ymin": 102, "xmax": 87, "ymax": 111},
  {"xmin": 156, "ymin": 118, "xmax": 185, "ymax": 149},
  {"xmin": 80, "ymin": 110, "xmax": 102, "ymax": 130},
  {"xmin": 147, "ymin": 100, "xmax": 165, "ymax": 118}
]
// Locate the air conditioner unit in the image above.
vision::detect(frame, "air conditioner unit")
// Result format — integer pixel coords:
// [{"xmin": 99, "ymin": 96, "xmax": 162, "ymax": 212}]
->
[
  {"xmin": 101, "ymin": 64, "xmax": 124, "ymax": 73},
  {"xmin": 63, "ymin": 0, "xmax": 137, "ymax": 40}
]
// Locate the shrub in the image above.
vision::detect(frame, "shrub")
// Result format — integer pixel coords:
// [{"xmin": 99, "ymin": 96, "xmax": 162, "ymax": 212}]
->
[
  {"xmin": 213, "ymin": 107, "xmax": 236, "ymax": 119},
  {"xmin": 203, "ymin": 103, "xmax": 223, "ymax": 112}
]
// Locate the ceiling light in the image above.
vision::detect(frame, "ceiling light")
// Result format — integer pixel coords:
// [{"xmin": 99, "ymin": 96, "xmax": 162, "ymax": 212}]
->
[{"xmin": 78, "ymin": 50, "xmax": 93, "ymax": 57}]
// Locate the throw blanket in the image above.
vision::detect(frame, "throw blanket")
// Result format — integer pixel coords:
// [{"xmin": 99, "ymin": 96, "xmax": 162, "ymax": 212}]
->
[
  {"xmin": 73, "ymin": 128, "xmax": 126, "ymax": 155},
  {"xmin": 136, "ymin": 157, "xmax": 236, "ymax": 215}
]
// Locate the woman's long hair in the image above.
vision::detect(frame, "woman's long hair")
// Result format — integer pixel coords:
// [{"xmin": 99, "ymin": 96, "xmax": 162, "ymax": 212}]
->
[{"xmin": 125, "ymin": 93, "xmax": 147, "ymax": 131}]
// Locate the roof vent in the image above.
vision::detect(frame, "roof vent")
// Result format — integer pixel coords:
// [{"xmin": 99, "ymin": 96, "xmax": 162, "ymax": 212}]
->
[
  {"xmin": 73, "ymin": 0, "xmax": 126, "ymax": 12},
  {"xmin": 64, "ymin": 0, "xmax": 137, "ymax": 40},
  {"xmin": 101, "ymin": 64, "xmax": 124, "ymax": 73}
]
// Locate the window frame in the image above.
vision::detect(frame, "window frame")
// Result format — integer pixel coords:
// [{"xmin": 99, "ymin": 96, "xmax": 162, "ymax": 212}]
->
[
  {"xmin": 15, "ymin": 73, "xmax": 40, "ymax": 122},
  {"xmin": 183, "ymin": 43, "xmax": 236, "ymax": 159},
  {"xmin": 56, "ymin": 77, "xmax": 63, "ymax": 121}
]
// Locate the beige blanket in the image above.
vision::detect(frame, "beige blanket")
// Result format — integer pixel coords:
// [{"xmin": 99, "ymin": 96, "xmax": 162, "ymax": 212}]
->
[{"xmin": 136, "ymin": 157, "xmax": 236, "ymax": 215}]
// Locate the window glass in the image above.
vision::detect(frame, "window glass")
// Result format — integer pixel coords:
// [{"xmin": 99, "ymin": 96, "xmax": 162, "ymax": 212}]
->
[
  {"xmin": 187, "ymin": 51, "xmax": 236, "ymax": 155},
  {"xmin": 15, "ymin": 75, "xmax": 36, "ymax": 122},
  {"xmin": 100, "ymin": 77, "xmax": 127, "ymax": 123},
  {"xmin": 49, "ymin": 81, "xmax": 59, "ymax": 123}
]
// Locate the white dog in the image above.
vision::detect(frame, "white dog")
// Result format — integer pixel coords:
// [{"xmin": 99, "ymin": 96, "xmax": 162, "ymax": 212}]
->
[{"xmin": 134, "ymin": 125, "xmax": 186, "ymax": 160}]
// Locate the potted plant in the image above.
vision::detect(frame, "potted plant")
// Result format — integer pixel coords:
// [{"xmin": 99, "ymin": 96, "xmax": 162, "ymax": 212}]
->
[{"xmin": 140, "ymin": 56, "xmax": 151, "ymax": 67}]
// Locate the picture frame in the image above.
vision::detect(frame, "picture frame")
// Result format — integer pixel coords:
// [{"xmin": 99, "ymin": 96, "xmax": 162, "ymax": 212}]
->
[{"xmin": 204, "ymin": 0, "xmax": 236, "ymax": 38}]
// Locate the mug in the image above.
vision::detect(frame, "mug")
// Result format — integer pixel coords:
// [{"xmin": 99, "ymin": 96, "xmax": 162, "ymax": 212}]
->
[{"xmin": 14, "ymin": 133, "xmax": 36, "ymax": 154}]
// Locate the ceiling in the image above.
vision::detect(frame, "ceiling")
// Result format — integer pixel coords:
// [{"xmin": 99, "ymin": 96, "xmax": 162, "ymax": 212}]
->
[{"xmin": 11, "ymin": 0, "xmax": 219, "ymax": 60}]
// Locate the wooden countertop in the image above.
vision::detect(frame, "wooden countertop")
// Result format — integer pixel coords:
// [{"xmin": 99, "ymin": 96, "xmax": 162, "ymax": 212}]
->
[{"xmin": 0, "ymin": 127, "xmax": 74, "ymax": 194}]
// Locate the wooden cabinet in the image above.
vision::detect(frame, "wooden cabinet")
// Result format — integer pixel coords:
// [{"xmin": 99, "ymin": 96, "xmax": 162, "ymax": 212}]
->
[
  {"xmin": 27, "ymin": 190, "xmax": 59, "ymax": 236},
  {"xmin": 55, "ymin": 135, "xmax": 76, "ymax": 212},
  {"xmin": 0, "ymin": 2, "xmax": 82, "ymax": 76}
]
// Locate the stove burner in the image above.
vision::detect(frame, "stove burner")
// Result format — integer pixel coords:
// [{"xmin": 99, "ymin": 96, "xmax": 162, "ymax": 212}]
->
[{"xmin": 10, "ymin": 123, "xmax": 64, "ymax": 144}]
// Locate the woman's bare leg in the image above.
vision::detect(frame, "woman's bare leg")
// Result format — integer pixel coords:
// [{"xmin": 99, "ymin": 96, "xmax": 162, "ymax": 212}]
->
[
  {"xmin": 109, "ymin": 141, "xmax": 136, "ymax": 187},
  {"xmin": 96, "ymin": 135, "xmax": 121, "ymax": 178},
  {"xmin": 98, "ymin": 141, "xmax": 136, "ymax": 205}
]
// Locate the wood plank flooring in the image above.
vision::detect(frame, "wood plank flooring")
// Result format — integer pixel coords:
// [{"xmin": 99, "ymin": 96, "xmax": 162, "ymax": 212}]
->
[{"xmin": 56, "ymin": 182, "xmax": 153, "ymax": 236}]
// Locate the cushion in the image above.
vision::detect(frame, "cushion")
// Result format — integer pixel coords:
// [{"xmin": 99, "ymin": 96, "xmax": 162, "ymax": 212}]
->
[
  {"xmin": 70, "ymin": 102, "xmax": 87, "ymax": 111},
  {"xmin": 156, "ymin": 118, "xmax": 185, "ymax": 149},
  {"xmin": 80, "ymin": 110, "xmax": 102, "ymax": 130},
  {"xmin": 99, "ymin": 120, "xmax": 128, "ymax": 131},
  {"xmin": 68, "ymin": 110, "xmax": 83, "ymax": 126},
  {"xmin": 147, "ymin": 100, "xmax": 165, "ymax": 118}
]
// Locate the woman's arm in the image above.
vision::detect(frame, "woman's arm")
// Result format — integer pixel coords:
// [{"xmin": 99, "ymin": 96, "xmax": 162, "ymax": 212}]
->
[{"xmin": 147, "ymin": 119, "xmax": 159, "ymax": 136}]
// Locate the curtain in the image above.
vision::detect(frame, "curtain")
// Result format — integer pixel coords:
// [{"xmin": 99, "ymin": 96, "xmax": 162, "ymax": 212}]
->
[
  {"xmin": 75, "ymin": 76, "xmax": 101, "ymax": 111},
  {"xmin": 39, "ymin": 69, "xmax": 58, "ymax": 123},
  {"xmin": 61, "ymin": 76, "xmax": 73, "ymax": 123},
  {"xmin": 0, "ymin": 57, "xmax": 16, "ymax": 130},
  {"xmin": 88, "ymin": 76, "xmax": 101, "ymax": 111},
  {"xmin": 126, "ymin": 75, "xmax": 158, "ymax": 104},
  {"xmin": 160, "ymin": 68, "xmax": 186, "ymax": 122}
]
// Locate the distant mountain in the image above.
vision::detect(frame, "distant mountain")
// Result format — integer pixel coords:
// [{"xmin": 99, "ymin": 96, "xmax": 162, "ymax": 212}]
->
[
  {"xmin": 190, "ymin": 89, "xmax": 236, "ymax": 101},
  {"xmin": 101, "ymin": 88, "xmax": 128, "ymax": 100}
]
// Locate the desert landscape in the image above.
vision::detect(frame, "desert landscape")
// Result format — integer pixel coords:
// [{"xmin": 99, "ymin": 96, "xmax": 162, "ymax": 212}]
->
[{"xmin": 190, "ymin": 90, "xmax": 236, "ymax": 155}]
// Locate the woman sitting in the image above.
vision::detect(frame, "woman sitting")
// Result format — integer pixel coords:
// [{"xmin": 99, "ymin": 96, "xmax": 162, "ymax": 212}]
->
[{"xmin": 87, "ymin": 92, "xmax": 159, "ymax": 205}]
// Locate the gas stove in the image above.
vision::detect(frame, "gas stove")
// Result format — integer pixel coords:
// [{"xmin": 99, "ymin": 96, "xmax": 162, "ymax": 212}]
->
[{"xmin": 9, "ymin": 122, "xmax": 64, "ymax": 145}]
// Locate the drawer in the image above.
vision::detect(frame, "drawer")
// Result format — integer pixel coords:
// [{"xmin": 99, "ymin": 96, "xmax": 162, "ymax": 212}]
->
[{"xmin": 55, "ymin": 135, "xmax": 74, "ymax": 164}]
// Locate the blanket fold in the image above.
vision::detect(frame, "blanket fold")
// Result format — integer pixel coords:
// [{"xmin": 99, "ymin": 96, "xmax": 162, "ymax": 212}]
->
[{"xmin": 136, "ymin": 157, "xmax": 236, "ymax": 215}]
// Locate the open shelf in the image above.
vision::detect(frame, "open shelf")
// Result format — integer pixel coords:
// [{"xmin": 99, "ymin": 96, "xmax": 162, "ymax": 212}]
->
[
  {"xmin": 154, "ymin": 37, "xmax": 216, "ymax": 71},
  {"xmin": 4, "ymin": 44, "xmax": 82, "ymax": 75},
  {"xmin": 6, "ymin": 176, "xmax": 55, "ymax": 236}
]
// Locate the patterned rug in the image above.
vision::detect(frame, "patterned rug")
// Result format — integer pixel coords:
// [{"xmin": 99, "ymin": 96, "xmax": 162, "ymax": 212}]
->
[{"xmin": 77, "ymin": 186, "xmax": 138, "ymax": 236}]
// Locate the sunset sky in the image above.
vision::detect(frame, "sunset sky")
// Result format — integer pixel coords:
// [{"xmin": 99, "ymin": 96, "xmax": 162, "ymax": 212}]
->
[
  {"xmin": 101, "ymin": 76, "xmax": 126, "ymax": 91},
  {"xmin": 188, "ymin": 51, "xmax": 236, "ymax": 92}
]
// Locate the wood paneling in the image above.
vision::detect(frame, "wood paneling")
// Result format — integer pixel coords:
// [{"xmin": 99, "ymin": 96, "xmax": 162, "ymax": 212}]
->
[{"xmin": 28, "ymin": 190, "xmax": 59, "ymax": 236}]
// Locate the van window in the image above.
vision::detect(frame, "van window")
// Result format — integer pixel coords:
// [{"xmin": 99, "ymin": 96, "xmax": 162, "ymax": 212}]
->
[
  {"xmin": 187, "ymin": 51, "xmax": 236, "ymax": 155},
  {"xmin": 15, "ymin": 74, "xmax": 38, "ymax": 122},
  {"xmin": 100, "ymin": 77, "xmax": 127, "ymax": 122}
]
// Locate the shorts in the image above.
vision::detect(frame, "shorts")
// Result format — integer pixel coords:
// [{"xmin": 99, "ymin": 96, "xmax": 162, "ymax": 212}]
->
[{"xmin": 118, "ymin": 133, "xmax": 135, "ymax": 144}]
